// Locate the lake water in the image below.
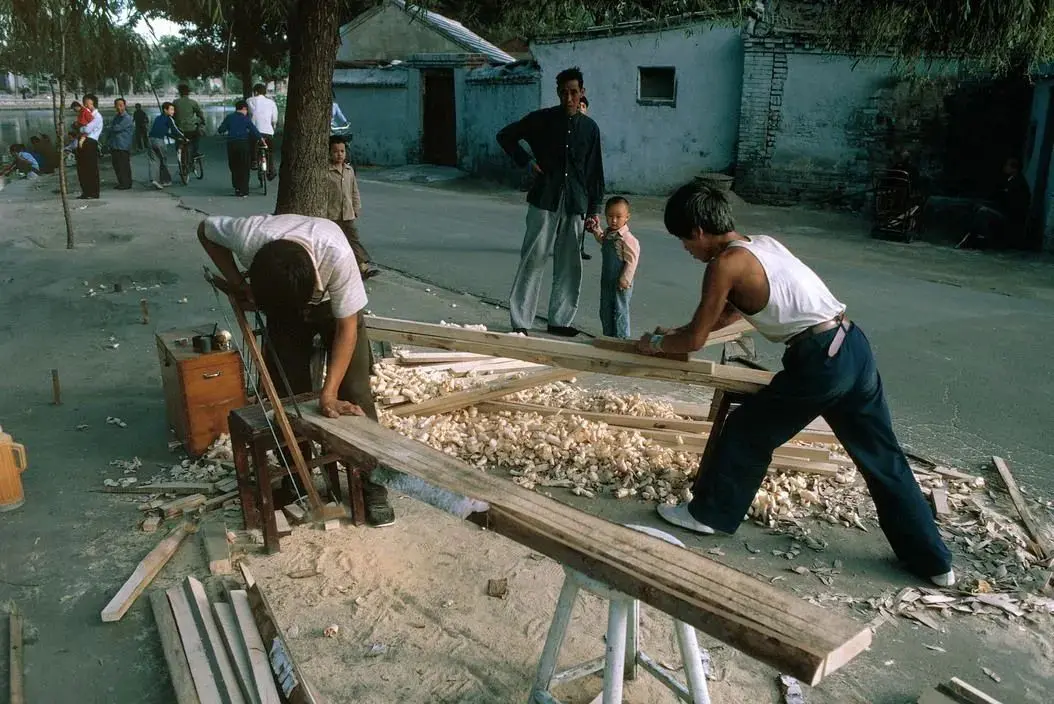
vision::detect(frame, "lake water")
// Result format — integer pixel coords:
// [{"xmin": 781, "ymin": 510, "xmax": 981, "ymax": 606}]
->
[{"xmin": 0, "ymin": 105, "xmax": 237, "ymax": 146}]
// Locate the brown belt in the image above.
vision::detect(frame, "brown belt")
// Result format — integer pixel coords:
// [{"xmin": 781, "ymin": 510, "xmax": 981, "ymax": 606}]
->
[{"xmin": 786, "ymin": 313, "xmax": 851, "ymax": 357}]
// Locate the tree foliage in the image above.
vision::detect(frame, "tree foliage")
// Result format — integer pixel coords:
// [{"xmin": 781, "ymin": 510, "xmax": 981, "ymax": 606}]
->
[
  {"xmin": 138, "ymin": 0, "xmax": 290, "ymax": 94},
  {"xmin": 431, "ymin": 0, "xmax": 1054, "ymax": 73},
  {"xmin": 0, "ymin": 0, "xmax": 148, "ymax": 89}
]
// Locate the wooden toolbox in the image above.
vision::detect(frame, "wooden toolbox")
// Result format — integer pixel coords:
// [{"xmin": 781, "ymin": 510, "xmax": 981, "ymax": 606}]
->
[{"xmin": 156, "ymin": 326, "xmax": 248, "ymax": 456}]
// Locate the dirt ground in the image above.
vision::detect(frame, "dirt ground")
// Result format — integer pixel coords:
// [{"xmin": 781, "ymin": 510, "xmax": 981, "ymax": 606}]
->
[{"xmin": 0, "ymin": 168, "xmax": 1052, "ymax": 704}]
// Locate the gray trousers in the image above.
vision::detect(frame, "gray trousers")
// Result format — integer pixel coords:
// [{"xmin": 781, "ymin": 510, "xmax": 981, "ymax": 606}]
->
[{"xmin": 509, "ymin": 202, "xmax": 584, "ymax": 329}]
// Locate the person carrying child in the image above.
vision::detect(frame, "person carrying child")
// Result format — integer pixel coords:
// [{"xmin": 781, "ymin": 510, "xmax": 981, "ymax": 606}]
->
[
  {"xmin": 71, "ymin": 100, "xmax": 93, "ymax": 149},
  {"xmin": 587, "ymin": 196, "xmax": 639, "ymax": 338}
]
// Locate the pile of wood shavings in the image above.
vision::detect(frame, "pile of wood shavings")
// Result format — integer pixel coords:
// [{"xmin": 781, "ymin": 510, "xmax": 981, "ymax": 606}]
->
[
  {"xmin": 146, "ymin": 433, "xmax": 235, "ymax": 484},
  {"xmin": 375, "ymin": 367, "xmax": 877, "ymax": 525}
]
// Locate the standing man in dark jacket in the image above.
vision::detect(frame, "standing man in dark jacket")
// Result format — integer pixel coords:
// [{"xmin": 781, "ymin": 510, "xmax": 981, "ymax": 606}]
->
[
  {"xmin": 218, "ymin": 100, "xmax": 262, "ymax": 197},
  {"xmin": 132, "ymin": 103, "xmax": 150, "ymax": 152},
  {"xmin": 105, "ymin": 98, "xmax": 135, "ymax": 190},
  {"xmin": 497, "ymin": 67, "xmax": 604, "ymax": 337}
]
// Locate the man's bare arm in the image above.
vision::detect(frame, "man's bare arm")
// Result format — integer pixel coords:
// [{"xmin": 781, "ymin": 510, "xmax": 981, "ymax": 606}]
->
[
  {"xmin": 319, "ymin": 314, "xmax": 365, "ymax": 418},
  {"xmin": 639, "ymin": 252, "xmax": 741, "ymax": 355}
]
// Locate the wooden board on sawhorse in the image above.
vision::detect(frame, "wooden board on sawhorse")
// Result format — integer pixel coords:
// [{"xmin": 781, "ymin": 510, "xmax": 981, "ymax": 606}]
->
[{"xmin": 205, "ymin": 270, "xmax": 346, "ymax": 525}]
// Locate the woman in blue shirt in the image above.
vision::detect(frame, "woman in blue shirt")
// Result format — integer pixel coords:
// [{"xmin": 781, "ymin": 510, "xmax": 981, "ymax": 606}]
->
[
  {"xmin": 217, "ymin": 100, "xmax": 262, "ymax": 197},
  {"xmin": 148, "ymin": 102, "xmax": 184, "ymax": 187}
]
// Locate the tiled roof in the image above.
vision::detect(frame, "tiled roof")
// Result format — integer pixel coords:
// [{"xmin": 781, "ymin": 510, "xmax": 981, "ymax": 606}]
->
[{"xmin": 392, "ymin": 0, "xmax": 514, "ymax": 64}]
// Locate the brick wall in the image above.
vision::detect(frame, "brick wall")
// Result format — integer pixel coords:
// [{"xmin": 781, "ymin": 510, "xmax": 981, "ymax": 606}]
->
[{"xmin": 734, "ymin": 33, "xmax": 1028, "ymax": 208}]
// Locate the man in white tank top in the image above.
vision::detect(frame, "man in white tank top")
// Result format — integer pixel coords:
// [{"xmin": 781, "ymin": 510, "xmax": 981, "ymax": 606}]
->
[{"xmin": 640, "ymin": 179, "xmax": 954, "ymax": 587}]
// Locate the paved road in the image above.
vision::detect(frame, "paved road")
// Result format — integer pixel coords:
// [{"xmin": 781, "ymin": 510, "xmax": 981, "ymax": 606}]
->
[{"xmin": 165, "ymin": 140, "xmax": 1054, "ymax": 492}]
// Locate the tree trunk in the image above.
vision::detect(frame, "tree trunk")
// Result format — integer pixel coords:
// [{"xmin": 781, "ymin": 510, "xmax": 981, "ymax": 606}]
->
[
  {"xmin": 239, "ymin": 60, "xmax": 254, "ymax": 100},
  {"xmin": 274, "ymin": 0, "xmax": 340, "ymax": 217},
  {"xmin": 53, "ymin": 15, "xmax": 75, "ymax": 250}
]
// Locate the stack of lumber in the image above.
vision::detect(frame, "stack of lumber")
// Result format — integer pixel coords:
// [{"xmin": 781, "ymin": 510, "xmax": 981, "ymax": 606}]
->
[{"xmin": 150, "ymin": 575, "xmax": 289, "ymax": 704}]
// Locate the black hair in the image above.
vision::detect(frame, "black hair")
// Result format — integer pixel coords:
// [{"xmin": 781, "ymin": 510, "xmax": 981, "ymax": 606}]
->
[
  {"xmin": 83, "ymin": 93, "xmax": 98, "ymax": 106},
  {"xmin": 664, "ymin": 179, "xmax": 736, "ymax": 239},
  {"xmin": 134, "ymin": 103, "xmax": 142, "ymax": 109},
  {"xmin": 29, "ymin": 136, "xmax": 40, "ymax": 144},
  {"xmin": 161, "ymin": 101, "xmax": 174, "ymax": 111},
  {"xmin": 248, "ymin": 241, "xmax": 316, "ymax": 315},
  {"xmin": 114, "ymin": 97, "xmax": 126, "ymax": 106},
  {"xmin": 556, "ymin": 66, "xmax": 584, "ymax": 89},
  {"xmin": 235, "ymin": 99, "xmax": 249, "ymax": 111},
  {"xmin": 580, "ymin": 96, "xmax": 589, "ymax": 107},
  {"xmin": 605, "ymin": 195, "xmax": 629, "ymax": 211},
  {"xmin": 253, "ymin": 83, "xmax": 266, "ymax": 95},
  {"xmin": 70, "ymin": 101, "xmax": 81, "ymax": 109},
  {"xmin": 10, "ymin": 144, "xmax": 25, "ymax": 153},
  {"xmin": 329, "ymin": 134, "xmax": 348, "ymax": 146},
  {"xmin": 178, "ymin": 83, "xmax": 190, "ymax": 96}
]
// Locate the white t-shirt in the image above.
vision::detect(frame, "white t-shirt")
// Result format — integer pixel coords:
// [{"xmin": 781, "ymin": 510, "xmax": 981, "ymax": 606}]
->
[
  {"xmin": 246, "ymin": 95, "xmax": 278, "ymax": 136},
  {"xmin": 82, "ymin": 109, "xmax": 104, "ymax": 140},
  {"xmin": 202, "ymin": 214, "xmax": 366, "ymax": 318}
]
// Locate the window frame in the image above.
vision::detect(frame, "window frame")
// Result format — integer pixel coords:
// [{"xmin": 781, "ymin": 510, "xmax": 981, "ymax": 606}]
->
[{"xmin": 636, "ymin": 65, "xmax": 677, "ymax": 107}]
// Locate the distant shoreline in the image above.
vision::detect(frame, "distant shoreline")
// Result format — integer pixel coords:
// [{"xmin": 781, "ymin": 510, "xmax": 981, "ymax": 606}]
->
[{"xmin": 0, "ymin": 94, "xmax": 246, "ymax": 111}]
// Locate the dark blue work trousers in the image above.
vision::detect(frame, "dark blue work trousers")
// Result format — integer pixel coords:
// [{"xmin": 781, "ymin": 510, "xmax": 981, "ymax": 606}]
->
[{"xmin": 688, "ymin": 323, "xmax": 953, "ymax": 578}]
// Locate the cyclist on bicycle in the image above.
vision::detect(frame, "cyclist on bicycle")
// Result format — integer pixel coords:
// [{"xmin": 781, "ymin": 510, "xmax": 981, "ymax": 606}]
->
[
  {"xmin": 247, "ymin": 83, "xmax": 278, "ymax": 181},
  {"xmin": 218, "ymin": 100, "xmax": 262, "ymax": 197},
  {"xmin": 173, "ymin": 84, "xmax": 205, "ymax": 165}
]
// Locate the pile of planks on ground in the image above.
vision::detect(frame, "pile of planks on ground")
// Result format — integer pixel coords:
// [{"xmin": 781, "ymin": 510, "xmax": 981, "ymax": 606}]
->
[
  {"xmin": 371, "ymin": 347, "xmax": 981, "ymax": 531},
  {"xmin": 150, "ymin": 572, "xmax": 297, "ymax": 704}
]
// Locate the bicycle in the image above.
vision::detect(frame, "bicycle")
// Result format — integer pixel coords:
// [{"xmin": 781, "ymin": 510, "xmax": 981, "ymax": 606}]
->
[
  {"xmin": 255, "ymin": 138, "xmax": 271, "ymax": 195},
  {"xmin": 176, "ymin": 136, "xmax": 205, "ymax": 185}
]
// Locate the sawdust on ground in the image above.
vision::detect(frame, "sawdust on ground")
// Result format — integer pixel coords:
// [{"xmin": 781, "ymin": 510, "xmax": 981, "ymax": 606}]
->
[{"xmin": 245, "ymin": 497, "xmax": 774, "ymax": 704}]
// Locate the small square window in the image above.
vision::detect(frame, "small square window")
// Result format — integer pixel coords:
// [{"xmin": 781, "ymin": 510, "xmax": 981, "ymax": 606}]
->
[{"xmin": 638, "ymin": 66, "xmax": 676, "ymax": 105}]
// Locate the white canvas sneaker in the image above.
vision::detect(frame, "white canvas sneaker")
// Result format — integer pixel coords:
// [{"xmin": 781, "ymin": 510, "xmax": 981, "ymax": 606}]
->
[
  {"xmin": 930, "ymin": 569, "xmax": 956, "ymax": 587},
  {"xmin": 656, "ymin": 503, "xmax": 716, "ymax": 535}
]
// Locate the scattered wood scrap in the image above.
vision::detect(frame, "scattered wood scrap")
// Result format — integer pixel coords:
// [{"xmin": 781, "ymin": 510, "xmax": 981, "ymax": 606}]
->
[
  {"xmin": 162, "ymin": 494, "xmax": 208, "ymax": 518},
  {"xmin": 9, "ymin": 608, "xmax": 24, "ymax": 704},
  {"xmin": 203, "ymin": 523, "xmax": 233, "ymax": 575},
  {"xmin": 930, "ymin": 488, "xmax": 951, "ymax": 518},
  {"xmin": 991, "ymin": 456, "xmax": 1052, "ymax": 560},
  {"xmin": 101, "ymin": 522, "xmax": 194, "ymax": 622}
]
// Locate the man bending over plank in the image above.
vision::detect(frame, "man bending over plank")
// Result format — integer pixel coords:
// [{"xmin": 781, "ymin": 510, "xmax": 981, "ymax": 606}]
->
[
  {"xmin": 642, "ymin": 179, "xmax": 954, "ymax": 587},
  {"xmin": 197, "ymin": 214, "xmax": 395, "ymax": 526}
]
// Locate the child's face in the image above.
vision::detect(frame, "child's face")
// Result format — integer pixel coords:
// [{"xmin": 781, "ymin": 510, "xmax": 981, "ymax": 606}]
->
[
  {"xmin": 329, "ymin": 142, "xmax": 346, "ymax": 164},
  {"xmin": 164, "ymin": 106, "xmax": 175, "ymax": 116},
  {"xmin": 605, "ymin": 203, "xmax": 630, "ymax": 231}
]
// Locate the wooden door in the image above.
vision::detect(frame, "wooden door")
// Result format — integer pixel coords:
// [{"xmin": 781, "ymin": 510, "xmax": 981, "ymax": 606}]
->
[{"xmin": 422, "ymin": 69, "xmax": 457, "ymax": 166}]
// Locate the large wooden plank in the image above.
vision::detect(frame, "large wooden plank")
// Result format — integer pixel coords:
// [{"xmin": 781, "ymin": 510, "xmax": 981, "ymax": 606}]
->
[
  {"xmin": 991, "ymin": 456, "xmax": 1052, "ymax": 560},
  {"xmin": 944, "ymin": 677, "xmax": 1004, "ymax": 704},
  {"xmin": 183, "ymin": 577, "xmax": 247, "ymax": 704},
  {"xmin": 239, "ymin": 567, "xmax": 321, "ymax": 704},
  {"xmin": 214, "ymin": 602, "xmax": 261, "ymax": 704},
  {"xmin": 296, "ymin": 410, "xmax": 871, "ymax": 685},
  {"xmin": 167, "ymin": 585, "xmax": 223, "ymax": 703},
  {"xmin": 389, "ymin": 368, "xmax": 577, "ymax": 418},
  {"xmin": 231, "ymin": 590, "xmax": 282, "ymax": 704},
  {"xmin": 479, "ymin": 399, "xmax": 711, "ymax": 434},
  {"xmin": 365, "ymin": 316, "xmax": 773, "ymax": 394},
  {"xmin": 9, "ymin": 609, "xmax": 23, "ymax": 704},
  {"xmin": 149, "ymin": 589, "xmax": 203, "ymax": 704},
  {"xmin": 101, "ymin": 523, "xmax": 193, "ymax": 622}
]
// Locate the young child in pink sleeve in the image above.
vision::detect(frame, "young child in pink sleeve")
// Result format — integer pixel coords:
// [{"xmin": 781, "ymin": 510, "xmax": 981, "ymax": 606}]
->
[{"xmin": 589, "ymin": 196, "xmax": 640, "ymax": 338}]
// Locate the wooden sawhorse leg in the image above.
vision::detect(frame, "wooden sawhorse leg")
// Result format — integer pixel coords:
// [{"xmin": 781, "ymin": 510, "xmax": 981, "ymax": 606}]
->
[{"xmin": 230, "ymin": 422, "xmax": 260, "ymax": 531}]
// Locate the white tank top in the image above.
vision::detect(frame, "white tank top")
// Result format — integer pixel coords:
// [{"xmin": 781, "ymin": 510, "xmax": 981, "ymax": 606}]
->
[{"xmin": 726, "ymin": 235, "xmax": 845, "ymax": 343}]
